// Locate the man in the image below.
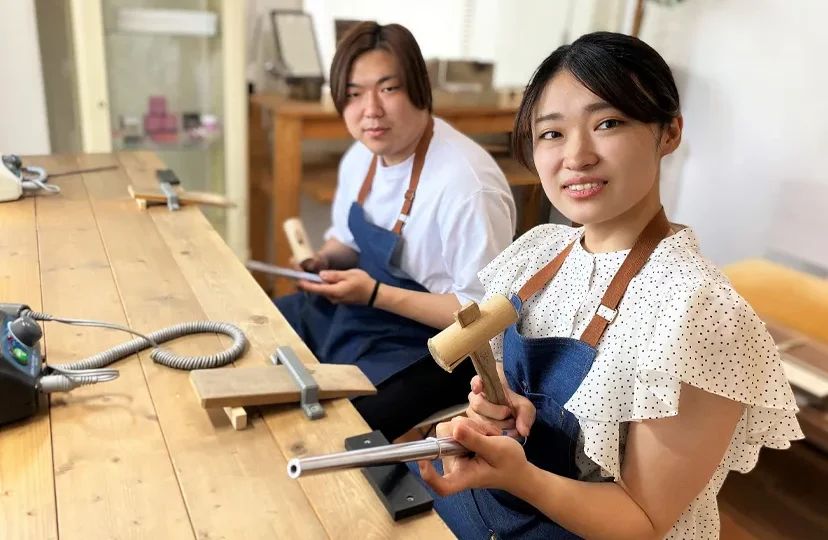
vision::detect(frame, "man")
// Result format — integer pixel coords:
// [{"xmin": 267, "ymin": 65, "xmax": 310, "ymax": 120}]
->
[{"xmin": 275, "ymin": 21, "xmax": 517, "ymax": 441}]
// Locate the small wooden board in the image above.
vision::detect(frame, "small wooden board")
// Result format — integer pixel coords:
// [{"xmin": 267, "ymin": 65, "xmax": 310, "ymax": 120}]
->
[
  {"xmin": 190, "ymin": 364, "xmax": 377, "ymax": 408},
  {"xmin": 127, "ymin": 184, "xmax": 235, "ymax": 209}
]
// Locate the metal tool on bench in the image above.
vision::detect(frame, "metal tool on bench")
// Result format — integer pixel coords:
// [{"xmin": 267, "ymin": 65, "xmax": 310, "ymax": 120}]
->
[
  {"xmin": 0, "ymin": 302, "xmax": 247, "ymax": 428},
  {"xmin": 1, "ymin": 153, "xmax": 118, "ymax": 202},
  {"xmin": 127, "ymin": 168, "xmax": 234, "ymax": 211},
  {"xmin": 159, "ymin": 180, "xmax": 180, "ymax": 211},
  {"xmin": 157, "ymin": 168, "xmax": 180, "ymax": 210},
  {"xmin": 188, "ymin": 345, "xmax": 376, "ymax": 425},
  {"xmin": 271, "ymin": 346, "xmax": 324, "ymax": 419}
]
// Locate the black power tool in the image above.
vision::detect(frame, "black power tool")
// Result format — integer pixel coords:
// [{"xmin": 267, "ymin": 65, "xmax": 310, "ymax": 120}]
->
[
  {"xmin": 0, "ymin": 303, "xmax": 249, "ymax": 429},
  {"xmin": 0, "ymin": 304, "xmax": 44, "ymax": 425}
]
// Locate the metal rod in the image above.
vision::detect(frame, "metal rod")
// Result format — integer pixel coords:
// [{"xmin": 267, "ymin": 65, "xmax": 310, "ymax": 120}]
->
[
  {"xmin": 287, "ymin": 432, "xmax": 525, "ymax": 479},
  {"xmin": 47, "ymin": 165, "xmax": 119, "ymax": 178}
]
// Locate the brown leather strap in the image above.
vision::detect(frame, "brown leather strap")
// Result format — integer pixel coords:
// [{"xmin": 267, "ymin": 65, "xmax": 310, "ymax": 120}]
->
[
  {"xmin": 355, "ymin": 116, "xmax": 435, "ymax": 235},
  {"xmin": 516, "ymin": 207, "xmax": 672, "ymax": 348},
  {"xmin": 518, "ymin": 240, "xmax": 576, "ymax": 302},
  {"xmin": 356, "ymin": 156, "xmax": 378, "ymax": 205},
  {"xmin": 579, "ymin": 207, "xmax": 672, "ymax": 347}
]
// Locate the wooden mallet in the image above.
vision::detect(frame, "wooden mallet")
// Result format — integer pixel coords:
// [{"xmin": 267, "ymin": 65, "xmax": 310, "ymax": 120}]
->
[
  {"xmin": 283, "ymin": 217, "xmax": 315, "ymax": 268},
  {"xmin": 428, "ymin": 295, "xmax": 519, "ymax": 407}
]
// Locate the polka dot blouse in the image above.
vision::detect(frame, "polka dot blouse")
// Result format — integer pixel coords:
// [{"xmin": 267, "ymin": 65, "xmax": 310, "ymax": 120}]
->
[{"xmin": 478, "ymin": 224, "xmax": 804, "ymax": 540}]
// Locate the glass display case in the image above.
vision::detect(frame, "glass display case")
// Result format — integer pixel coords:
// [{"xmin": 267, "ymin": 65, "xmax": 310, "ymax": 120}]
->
[
  {"xmin": 104, "ymin": 0, "xmax": 226, "ymax": 236},
  {"xmin": 70, "ymin": 0, "xmax": 247, "ymax": 257}
]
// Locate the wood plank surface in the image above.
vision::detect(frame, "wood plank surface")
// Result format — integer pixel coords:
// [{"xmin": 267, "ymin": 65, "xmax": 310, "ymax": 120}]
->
[
  {"xmin": 122, "ymin": 152, "xmax": 455, "ymax": 539},
  {"xmin": 724, "ymin": 258, "xmax": 828, "ymax": 343},
  {"xmin": 190, "ymin": 364, "xmax": 377, "ymax": 408},
  {"xmin": 34, "ymin": 154, "xmax": 194, "ymax": 539},
  {"xmin": 0, "ymin": 181, "xmax": 58, "ymax": 540},
  {"xmin": 82, "ymin": 152, "xmax": 327, "ymax": 540}
]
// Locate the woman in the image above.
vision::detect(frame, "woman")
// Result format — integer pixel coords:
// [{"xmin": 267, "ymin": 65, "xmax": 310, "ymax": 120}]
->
[
  {"xmin": 274, "ymin": 22, "xmax": 517, "ymax": 441},
  {"xmin": 413, "ymin": 31, "xmax": 803, "ymax": 539}
]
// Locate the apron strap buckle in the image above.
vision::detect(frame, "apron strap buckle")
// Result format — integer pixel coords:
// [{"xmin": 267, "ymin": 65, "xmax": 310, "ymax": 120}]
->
[{"xmin": 596, "ymin": 304, "xmax": 617, "ymax": 324}]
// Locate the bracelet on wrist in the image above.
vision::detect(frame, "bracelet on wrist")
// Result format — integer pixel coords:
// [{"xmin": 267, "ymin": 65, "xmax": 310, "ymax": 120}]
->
[{"xmin": 368, "ymin": 280, "xmax": 381, "ymax": 306}]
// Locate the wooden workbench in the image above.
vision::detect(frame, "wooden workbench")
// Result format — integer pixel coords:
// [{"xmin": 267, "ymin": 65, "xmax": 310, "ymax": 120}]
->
[
  {"xmin": 0, "ymin": 152, "xmax": 453, "ymax": 540},
  {"xmin": 248, "ymin": 91, "xmax": 540, "ymax": 297}
]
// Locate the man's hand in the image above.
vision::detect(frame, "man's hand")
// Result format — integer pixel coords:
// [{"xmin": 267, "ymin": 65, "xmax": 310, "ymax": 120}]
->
[
  {"xmin": 300, "ymin": 269, "xmax": 376, "ymax": 305},
  {"xmin": 467, "ymin": 374, "xmax": 536, "ymax": 437},
  {"xmin": 418, "ymin": 416, "xmax": 530, "ymax": 497}
]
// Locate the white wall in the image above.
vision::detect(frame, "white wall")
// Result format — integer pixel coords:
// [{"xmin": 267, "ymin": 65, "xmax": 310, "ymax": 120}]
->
[
  {"xmin": 0, "ymin": 0, "xmax": 50, "ymax": 155},
  {"xmin": 639, "ymin": 0, "xmax": 828, "ymax": 268},
  {"xmin": 301, "ymin": 0, "xmax": 608, "ymax": 89},
  {"xmin": 303, "ymin": 0, "xmax": 468, "ymax": 79}
]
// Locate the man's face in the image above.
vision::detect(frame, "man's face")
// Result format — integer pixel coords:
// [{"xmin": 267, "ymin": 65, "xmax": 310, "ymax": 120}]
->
[{"xmin": 342, "ymin": 49, "xmax": 427, "ymax": 166}]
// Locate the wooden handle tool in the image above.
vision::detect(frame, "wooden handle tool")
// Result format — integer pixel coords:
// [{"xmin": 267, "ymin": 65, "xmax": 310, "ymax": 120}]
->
[
  {"xmin": 127, "ymin": 185, "xmax": 234, "ymax": 209},
  {"xmin": 429, "ymin": 296, "xmax": 519, "ymax": 407},
  {"xmin": 283, "ymin": 217, "xmax": 315, "ymax": 265}
]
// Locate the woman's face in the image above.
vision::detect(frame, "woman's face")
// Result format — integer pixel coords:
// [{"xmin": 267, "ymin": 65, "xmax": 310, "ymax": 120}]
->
[{"xmin": 531, "ymin": 70, "xmax": 681, "ymax": 227}]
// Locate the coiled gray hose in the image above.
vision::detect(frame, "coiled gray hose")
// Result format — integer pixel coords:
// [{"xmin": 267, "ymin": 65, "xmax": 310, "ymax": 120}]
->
[{"xmin": 21, "ymin": 310, "xmax": 247, "ymax": 393}]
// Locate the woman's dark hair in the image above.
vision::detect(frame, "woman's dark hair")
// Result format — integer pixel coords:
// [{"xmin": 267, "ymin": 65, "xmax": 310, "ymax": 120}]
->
[
  {"xmin": 512, "ymin": 31, "xmax": 681, "ymax": 170},
  {"xmin": 329, "ymin": 22, "xmax": 433, "ymax": 116}
]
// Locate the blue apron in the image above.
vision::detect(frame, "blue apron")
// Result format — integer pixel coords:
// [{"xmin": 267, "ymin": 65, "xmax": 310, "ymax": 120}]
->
[
  {"xmin": 274, "ymin": 117, "xmax": 439, "ymax": 386},
  {"xmin": 410, "ymin": 208, "xmax": 673, "ymax": 540}
]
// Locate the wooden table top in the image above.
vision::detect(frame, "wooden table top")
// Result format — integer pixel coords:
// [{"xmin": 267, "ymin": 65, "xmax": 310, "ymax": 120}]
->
[
  {"xmin": 724, "ymin": 258, "xmax": 828, "ymax": 345},
  {"xmin": 0, "ymin": 152, "xmax": 453, "ymax": 540},
  {"xmin": 252, "ymin": 89, "xmax": 523, "ymax": 119}
]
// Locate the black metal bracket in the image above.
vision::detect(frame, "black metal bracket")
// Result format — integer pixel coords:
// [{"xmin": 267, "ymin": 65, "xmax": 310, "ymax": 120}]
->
[{"xmin": 344, "ymin": 430, "xmax": 434, "ymax": 521}]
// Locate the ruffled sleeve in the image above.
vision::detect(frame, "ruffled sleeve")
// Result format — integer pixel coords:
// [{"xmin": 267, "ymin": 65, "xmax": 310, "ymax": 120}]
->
[{"xmin": 567, "ymin": 278, "xmax": 805, "ymax": 480}]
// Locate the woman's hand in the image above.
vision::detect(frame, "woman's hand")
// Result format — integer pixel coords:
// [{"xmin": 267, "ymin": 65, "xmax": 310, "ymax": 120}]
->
[
  {"xmin": 300, "ymin": 269, "xmax": 376, "ymax": 305},
  {"xmin": 418, "ymin": 416, "xmax": 531, "ymax": 497},
  {"xmin": 467, "ymin": 375, "xmax": 536, "ymax": 437}
]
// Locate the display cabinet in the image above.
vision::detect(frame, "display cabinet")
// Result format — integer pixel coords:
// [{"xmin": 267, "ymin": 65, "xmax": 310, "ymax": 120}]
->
[{"xmin": 69, "ymin": 0, "xmax": 247, "ymax": 257}]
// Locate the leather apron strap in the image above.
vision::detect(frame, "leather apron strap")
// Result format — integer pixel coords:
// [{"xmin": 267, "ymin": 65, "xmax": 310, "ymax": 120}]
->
[
  {"xmin": 356, "ymin": 116, "xmax": 435, "ymax": 235},
  {"xmin": 517, "ymin": 207, "xmax": 673, "ymax": 348}
]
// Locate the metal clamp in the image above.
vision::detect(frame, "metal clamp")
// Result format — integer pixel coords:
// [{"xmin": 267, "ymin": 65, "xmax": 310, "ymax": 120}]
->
[
  {"xmin": 269, "ymin": 346, "xmax": 324, "ymax": 420},
  {"xmin": 159, "ymin": 181, "xmax": 180, "ymax": 211}
]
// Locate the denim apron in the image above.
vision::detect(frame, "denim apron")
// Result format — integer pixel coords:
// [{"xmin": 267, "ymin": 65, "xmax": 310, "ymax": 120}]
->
[
  {"xmin": 411, "ymin": 208, "xmax": 672, "ymax": 540},
  {"xmin": 274, "ymin": 117, "xmax": 439, "ymax": 386}
]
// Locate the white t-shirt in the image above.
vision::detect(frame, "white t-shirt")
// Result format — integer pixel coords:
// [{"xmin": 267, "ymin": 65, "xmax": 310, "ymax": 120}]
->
[
  {"xmin": 325, "ymin": 117, "xmax": 517, "ymax": 305},
  {"xmin": 479, "ymin": 224, "xmax": 804, "ymax": 540}
]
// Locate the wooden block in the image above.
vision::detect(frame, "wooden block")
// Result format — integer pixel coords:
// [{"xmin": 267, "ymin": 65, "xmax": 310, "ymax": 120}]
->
[
  {"xmin": 455, "ymin": 301, "xmax": 481, "ymax": 328},
  {"xmin": 190, "ymin": 364, "xmax": 377, "ymax": 408},
  {"xmin": 223, "ymin": 407, "xmax": 248, "ymax": 430},
  {"xmin": 127, "ymin": 184, "xmax": 235, "ymax": 208}
]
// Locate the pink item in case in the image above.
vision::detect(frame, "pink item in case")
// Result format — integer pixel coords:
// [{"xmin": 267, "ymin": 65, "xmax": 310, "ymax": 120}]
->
[{"xmin": 148, "ymin": 96, "xmax": 167, "ymax": 116}]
